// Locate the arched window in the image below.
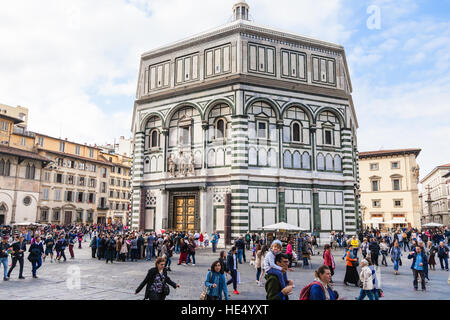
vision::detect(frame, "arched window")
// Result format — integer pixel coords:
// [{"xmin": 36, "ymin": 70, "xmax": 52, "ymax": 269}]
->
[
  {"xmin": 151, "ymin": 130, "xmax": 159, "ymax": 148},
  {"xmin": 0, "ymin": 159, "xmax": 4, "ymax": 176},
  {"xmin": 317, "ymin": 153, "xmax": 325, "ymax": 171},
  {"xmin": 25, "ymin": 164, "xmax": 31, "ymax": 179},
  {"xmin": 334, "ymin": 155, "xmax": 342, "ymax": 172},
  {"xmin": 248, "ymin": 148, "xmax": 257, "ymax": 166},
  {"xmin": 302, "ymin": 152, "xmax": 311, "ymax": 170},
  {"xmin": 284, "ymin": 151, "xmax": 292, "ymax": 168},
  {"xmin": 293, "ymin": 151, "xmax": 301, "ymax": 169},
  {"xmin": 216, "ymin": 119, "xmax": 225, "ymax": 139},
  {"xmin": 292, "ymin": 122, "xmax": 301, "ymax": 142},
  {"xmin": 258, "ymin": 148, "xmax": 267, "ymax": 166},
  {"xmin": 325, "ymin": 154, "xmax": 333, "ymax": 171}
]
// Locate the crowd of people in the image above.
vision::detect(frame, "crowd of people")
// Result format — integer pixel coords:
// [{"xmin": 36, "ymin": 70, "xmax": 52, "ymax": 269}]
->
[{"xmin": 1, "ymin": 223, "xmax": 449, "ymax": 301}]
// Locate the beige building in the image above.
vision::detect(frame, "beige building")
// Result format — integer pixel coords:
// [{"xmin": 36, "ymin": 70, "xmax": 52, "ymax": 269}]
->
[
  {"xmin": 359, "ymin": 149, "xmax": 421, "ymax": 230},
  {"xmin": 419, "ymin": 164, "xmax": 450, "ymax": 226},
  {"xmin": 1, "ymin": 103, "xmax": 133, "ymax": 226},
  {"xmin": 99, "ymin": 151, "xmax": 132, "ymax": 225},
  {"xmin": 0, "ymin": 111, "xmax": 49, "ymax": 225}
]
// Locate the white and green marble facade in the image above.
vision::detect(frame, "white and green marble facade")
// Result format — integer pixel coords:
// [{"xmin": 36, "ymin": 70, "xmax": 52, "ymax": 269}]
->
[{"xmin": 131, "ymin": 18, "xmax": 359, "ymax": 244}]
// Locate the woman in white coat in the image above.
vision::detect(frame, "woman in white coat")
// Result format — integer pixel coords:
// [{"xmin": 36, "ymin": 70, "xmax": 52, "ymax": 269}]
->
[{"xmin": 357, "ymin": 259, "xmax": 374, "ymax": 300}]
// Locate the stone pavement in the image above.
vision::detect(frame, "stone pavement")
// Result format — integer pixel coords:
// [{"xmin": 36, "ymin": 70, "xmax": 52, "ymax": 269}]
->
[{"xmin": 0, "ymin": 243, "xmax": 449, "ymax": 300}]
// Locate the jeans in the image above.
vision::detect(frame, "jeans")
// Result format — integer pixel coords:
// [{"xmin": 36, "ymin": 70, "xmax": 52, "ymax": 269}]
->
[
  {"xmin": 394, "ymin": 259, "xmax": 400, "ymax": 271},
  {"xmin": 226, "ymin": 269, "xmax": 238, "ymax": 291},
  {"xmin": 167, "ymin": 257, "xmax": 172, "ymax": 267},
  {"xmin": 0, "ymin": 257, "xmax": 8, "ymax": 278},
  {"xmin": 175, "ymin": 244, "xmax": 180, "ymax": 254},
  {"xmin": 237, "ymin": 249, "xmax": 243, "ymax": 264},
  {"xmin": 31, "ymin": 256, "xmax": 42, "ymax": 276},
  {"xmin": 212, "ymin": 242, "xmax": 217, "ymax": 253},
  {"xmin": 8, "ymin": 257, "xmax": 24, "ymax": 278},
  {"xmin": 256, "ymin": 267, "xmax": 261, "ymax": 281},
  {"xmin": 187, "ymin": 253, "xmax": 196, "ymax": 264},
  {"xmin": 413, "ymin": 269, "xmax": 425, "ymax": 290},
  {"xmin": 353, "ymin": 248, "xmax": 358, "ymax": 257},
  {"xmin": 381, "ymin": 252, "xmax": 388, "ymax": 266},
  {"xmin": 146, "ymin": 246, "xmax": 153, "ymax": 261},
  {"xmin": 357, "ymin": 289, "xmax": 375, "ymax": 300},
  {"xmin": 439, "ymin": 256, "xmax": 449, "ymax": 270}
]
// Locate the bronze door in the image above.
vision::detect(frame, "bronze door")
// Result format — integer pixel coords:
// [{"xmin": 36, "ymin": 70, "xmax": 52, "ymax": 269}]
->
[{"xmin": 174, "ymin": 197, "xmax": 196, "ymax": 232}]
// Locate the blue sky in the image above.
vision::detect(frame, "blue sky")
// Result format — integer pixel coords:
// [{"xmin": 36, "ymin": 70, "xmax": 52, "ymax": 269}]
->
[{"xmin": 0, "ymin": 0, "xmax": 448, "ymax": 176}]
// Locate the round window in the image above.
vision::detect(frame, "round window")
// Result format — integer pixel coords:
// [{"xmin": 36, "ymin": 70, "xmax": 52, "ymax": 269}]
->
[{"xmin": 23, "ymin": 196, "xmax": 32, "ymax": 206}]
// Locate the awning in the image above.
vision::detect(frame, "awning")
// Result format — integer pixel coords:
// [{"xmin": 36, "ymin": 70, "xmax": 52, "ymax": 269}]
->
[
  {"xmin": 363, "ymin": 218, "xmax": 384, "ymax": 224},
  {"xmin": 258, "ymin": 222, "xmax": 307, "ymax": 231},
  {"xmin": 385, "ymin": 218, "xmax": 406, "ymax": 224}
]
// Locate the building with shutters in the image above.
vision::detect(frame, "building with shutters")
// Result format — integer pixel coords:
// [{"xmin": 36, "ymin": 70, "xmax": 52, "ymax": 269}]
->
[
  {"xmin": 131, "ymin": 1, "xmax": 360, "ymax": 245},
  {"xmin": 419, "ymin": 164, "xmax": 450, "ymax": 226},
  {"xmin": 359, "ymin": 149, "xmax": 422, "ymax": 230}
]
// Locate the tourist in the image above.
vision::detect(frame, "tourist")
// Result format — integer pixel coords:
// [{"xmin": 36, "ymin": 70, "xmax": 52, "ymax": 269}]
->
[
  {"xmin": 286, "ymin": 240, "xmax": 293, "ymax": 268},
  {"xmin": 90, "ymin": 234, "xmax": 97, "ymax": 258},
  {"xmin": 0, "ymin": 236, "xmax": 12, "ymax": 281},
  {"xmin": 97, "ymin": 235, "xmax": 106, "ymax": 260},
  {"xmin": 390, "ymin": 240, "xmax": 402, "ymax": 275},
  {"xmin": 186, "ymin": 238, "xmax": 197, "ymax": 266},
  {"xmin": 427, "ymin": 241, "xmax": 436, "ymax": 270},
  {"xmin": 55, "ymin": 235, "xmax": 67, "ymax": 262},
  {"xmin": 199, "ymin": 232, "xmax": 204, "ymax": 248},
  {"xmin": 437, "ymin": 241, "xmax": 449, "ymax": 271},
  {"xmin": 226, "ymin": 246, "xmax": 239, "ymax": 295},
  {"xmin": 28, "ymin": 236, "xmax": 44, "ymax": 279},
  {"xmin": 306, "ymin": 265, "xmax": 337, "ymax": 300},
  {"xmin": 204, "ymin": 260, "xmax": 229, "ymax": 300},
  {"xmin": 135, "ymin": 257, "xmax": 180, "ymax": 300},
  {"xmin": 146, "ymin": 233, "xmax": 154, "ymax": 261},
  {"xmin": 211, "ymin": 231, "xmax": 219, "ymax": 253},
  {"xmin": 351, "ymin": 235, "xmax": 359, "ymax": 257},
  {"xmin": 344, "ymin": 242, "xmax": 359, "ymax": 286},
  {"xmin": 43, "ymin": 234, "xmax": 55, "ymax": 263},
  {"xmin": 408, "ymin": 246, "xmax": 427, "ymax": 291},
  {"xmin": 130, "ymin": 236, "xmax": 139, "ymax": 261},
  {"xmin": 235, "ymin": 236, "xmax": 245, "ymax": 264},
  {"xmin": 380, "ymin": 238, "xmax": 389, "ymax": 266},
  {"xmin": 361, "ymin": 238, "xmax": 369, "ymax": 258},
  {"xmin": 104, "ymin": 235, "xmax": 116, "ymax": 264},
  {"xmin": 178, "ymin": 238, "xmax": 188, "ymax": 265},
  {"xmin": 8, "ymin": 235, "xmax": 26, "ymax": 279},
  {"xmin": 257, "ymin": 245, "xmax": 268, "ymax": 286},
  {"xmin": 357, "ymin": 259, "xmax": 374, "ymax": 300},
  {"xmin": 203, "ymin": 232, "xmax": 209, "ymax": 248},
  {"xmin": 322, "ymin": 244, "xmax": 335, "ymax": 281},
  {"xmin": 254, "ymin": 243, "xmax": 262, "ymax": 284},
  {"xmin": 265, "ymin": 253, "xmax": 293, "ymax": 300},
  {"xmin": 68, "ymin": 233, "xmax": 75, "ymax": 259}
]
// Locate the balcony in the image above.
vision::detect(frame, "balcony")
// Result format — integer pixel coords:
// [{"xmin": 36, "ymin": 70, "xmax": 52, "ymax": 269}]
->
[{"xmin": 13, "ymin": 127, "xmax": 35, "ymax": 138}]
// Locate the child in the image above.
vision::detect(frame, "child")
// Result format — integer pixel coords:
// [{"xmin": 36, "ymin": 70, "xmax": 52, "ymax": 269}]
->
[{"xmin": 264, "ymin": 240, "xmax": 286, "ymax": 288}]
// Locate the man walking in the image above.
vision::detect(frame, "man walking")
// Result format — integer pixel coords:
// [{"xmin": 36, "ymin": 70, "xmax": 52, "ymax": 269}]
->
[
  {"xmin": 235, "ymin": 236, "xmax": 245, "ymax": 264},
  {"xmin": 226, "ymin": 246, "xmax": 239, "ymax": 295},
  {"xmin": 146, "ymin": 233, "xmax": 154, "ymax": 261},
  {"xmin": 211, "ymin": 231, "xmax": 220, "ymax": 253},
  {"xmin": 8, "ymin": 235, "xmax": 26, "ymax": 279},
  {"xmin": 437, "ymin": 241, "xmax": 449, "ymax": 271}
]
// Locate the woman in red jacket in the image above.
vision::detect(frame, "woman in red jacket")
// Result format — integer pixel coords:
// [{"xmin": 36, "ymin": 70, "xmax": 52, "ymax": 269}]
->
[{"xmin": 323, "ymin": 244, "xmax": 335, "ymax": 282}]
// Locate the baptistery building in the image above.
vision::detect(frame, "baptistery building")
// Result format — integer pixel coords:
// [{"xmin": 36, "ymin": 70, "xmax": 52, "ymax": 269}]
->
[{"xmin": 131, "ymin": 2, "xmax": 360, "ymax": 245}]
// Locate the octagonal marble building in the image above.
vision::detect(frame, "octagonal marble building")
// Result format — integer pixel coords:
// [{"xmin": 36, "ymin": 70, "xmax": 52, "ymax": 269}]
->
[{"xmin": 131, "ymin": 2, "xmax": 360, "ymax": 245}]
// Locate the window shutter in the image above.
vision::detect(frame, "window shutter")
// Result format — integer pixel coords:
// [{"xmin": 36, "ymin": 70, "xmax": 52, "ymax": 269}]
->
[{"xmin": 64, "ymin": 191, "xmax": 67, "ymax": 201}]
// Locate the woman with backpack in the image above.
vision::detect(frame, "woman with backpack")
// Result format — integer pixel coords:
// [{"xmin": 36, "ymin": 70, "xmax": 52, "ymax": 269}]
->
[
  {"xmin": 135, "ymin": 257, "xmax": 180, "ymax": 300},
  {"xmin": 204, "ymin": 260, "xmax": 229, "ymax": 300},
  {"xmin": 178, "ymin": 238, "xmax": 188, "ymax": 265},
  {"xmin": 300, "ymin": 265, "xmax": 337, "ymax": 300}
]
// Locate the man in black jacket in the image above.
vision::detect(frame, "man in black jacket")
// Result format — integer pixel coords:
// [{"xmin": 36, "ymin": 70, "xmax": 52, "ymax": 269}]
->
[
  {"xmin": 437, "ymin": 241, "xmax": 449, "ymax": 271},
  {"xmin": 7, "ymin": 235, "xmax": 26, "ymax": 279},
  {"xmin": 369, "ymin": 238, "xmax": 380, "ymax": 266},
  {"xmin": 226, "ymin": 246, "xmax": 239, "ymax": 295},
  {"xmin": 235, "ymin": 237, "xmax": 245, "ymax": 264}
]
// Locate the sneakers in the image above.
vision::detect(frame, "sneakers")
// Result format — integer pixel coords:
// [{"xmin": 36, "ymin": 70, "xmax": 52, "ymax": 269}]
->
[
  {"xmin": 3, "ymin": 277, "xmax": 9, "ymax": 281},
  {"xmin": 192, "ymin": 264, "xmax": 196, "ymax": 266},
  {"xmin": 233, "ymin": 290, "xmax": 239, "ymax": 295},
  {"xmin": 19, "ymin": 276, "xmax": 25, "ymax": 279}
]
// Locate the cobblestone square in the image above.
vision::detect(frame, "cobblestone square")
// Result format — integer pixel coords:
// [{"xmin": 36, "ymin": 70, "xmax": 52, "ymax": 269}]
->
[{"xmin": 1, "ymin": 244, "xmax": 448, "ymax": 300}]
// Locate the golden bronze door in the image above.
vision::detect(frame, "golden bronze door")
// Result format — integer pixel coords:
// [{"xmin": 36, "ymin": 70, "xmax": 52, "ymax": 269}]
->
[{"xmin": 174, "ymin": 196, "xmax": 196, "ymax": 232}]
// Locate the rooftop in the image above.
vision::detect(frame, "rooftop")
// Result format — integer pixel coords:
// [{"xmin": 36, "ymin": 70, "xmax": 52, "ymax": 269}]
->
[
  {"xmin": 0, "ymin": 145, "xmax": 50, "ymax": 163},
  {"xmin": 359, "ymin": 148, "xmax": 421, "ymax": 159}
]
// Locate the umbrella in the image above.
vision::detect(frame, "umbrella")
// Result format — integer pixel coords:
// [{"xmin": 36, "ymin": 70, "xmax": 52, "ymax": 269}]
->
[
  {"xmin": 258, "ymin": 222, "xmax": 307, "ymax": 231},
  {"xmin": 422, "ymin": 222, "xmax": 444, "ymax": 227}
]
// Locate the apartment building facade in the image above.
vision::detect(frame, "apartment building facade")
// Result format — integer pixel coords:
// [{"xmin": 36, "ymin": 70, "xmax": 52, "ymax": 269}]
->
[{"xmin": 359, "ymin": 149, "xmax": 421, "ymax": 229}]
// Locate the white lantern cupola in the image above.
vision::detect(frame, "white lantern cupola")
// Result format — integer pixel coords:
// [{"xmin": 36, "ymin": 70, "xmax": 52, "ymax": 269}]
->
[{"xmin": 232, "ymin": 1, "xmax": 250, "ymax": 21}]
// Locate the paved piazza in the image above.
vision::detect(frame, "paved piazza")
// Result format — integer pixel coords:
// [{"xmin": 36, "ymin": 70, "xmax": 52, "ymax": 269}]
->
[{"xmin": 1, "ymin": 243, "xmax": 449, "ymax": 300}]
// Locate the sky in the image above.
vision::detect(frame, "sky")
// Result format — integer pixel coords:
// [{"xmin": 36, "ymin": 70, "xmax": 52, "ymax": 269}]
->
[{"xmin": 0, "ymin": 0, "xmax": 449, "ymax": 177}]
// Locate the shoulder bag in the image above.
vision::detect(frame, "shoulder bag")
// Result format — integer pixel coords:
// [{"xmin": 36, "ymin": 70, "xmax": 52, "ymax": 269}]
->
[{"xmin": 200, "ymin": 272, "xmax": 213, "ymax": 300}]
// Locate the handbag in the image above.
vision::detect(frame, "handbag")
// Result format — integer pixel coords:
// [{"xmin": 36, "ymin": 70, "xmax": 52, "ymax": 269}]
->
[
  {"xmin": 351, "ymin": 258, "xmax": 359, "ymax": 268},
  {"xmin": 200, "ymin": 272, "xmax": 213, "ymax": 300}
]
